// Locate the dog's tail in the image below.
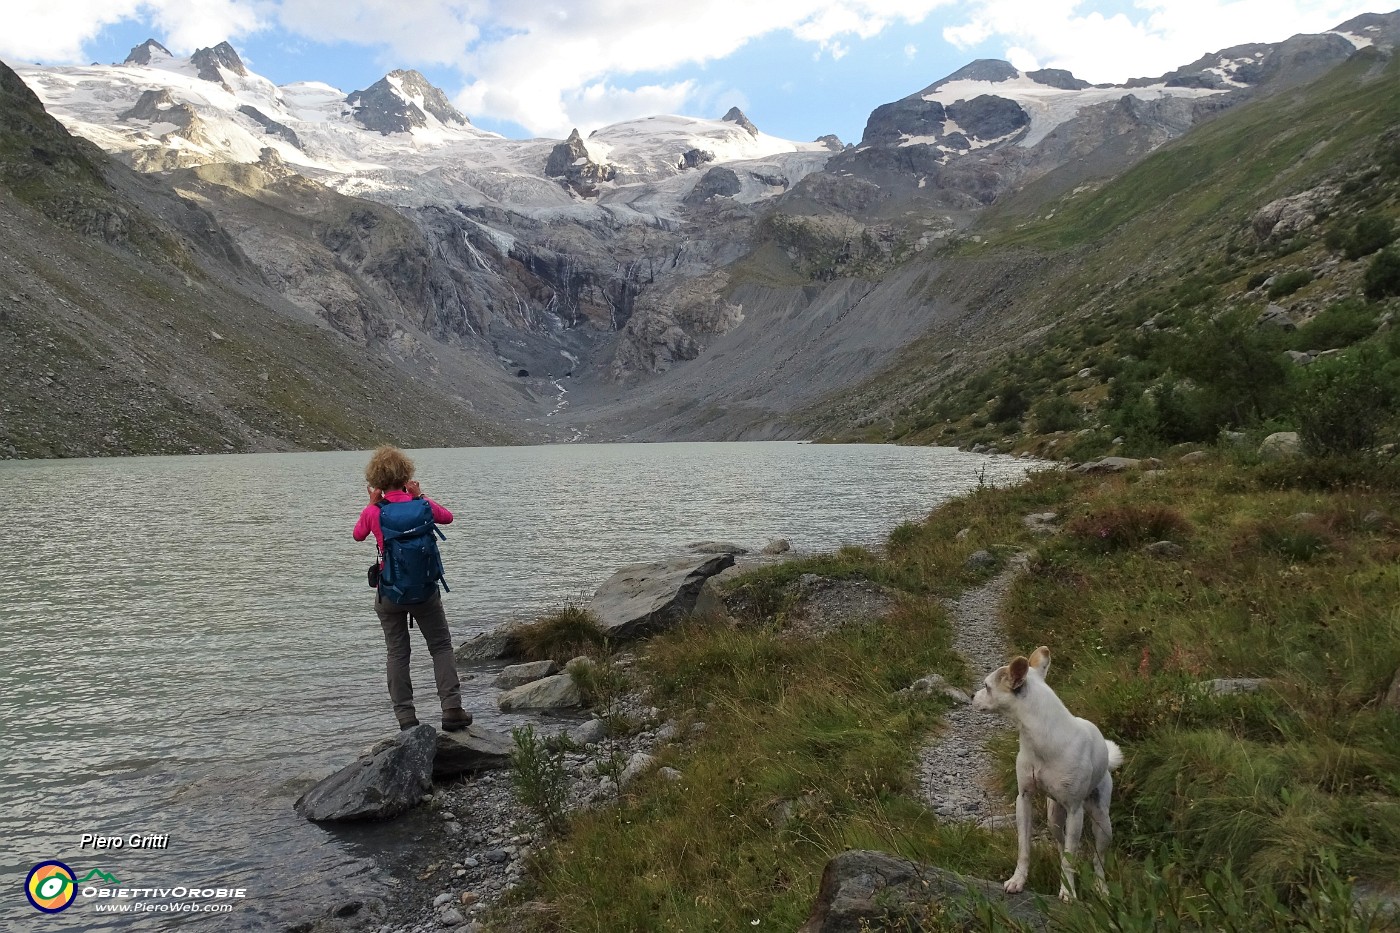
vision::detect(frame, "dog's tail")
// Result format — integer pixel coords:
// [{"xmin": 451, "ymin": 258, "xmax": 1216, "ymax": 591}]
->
[{"xmin": 1105, "ymin": 740, "xmax": 1125, "ymax": 770}]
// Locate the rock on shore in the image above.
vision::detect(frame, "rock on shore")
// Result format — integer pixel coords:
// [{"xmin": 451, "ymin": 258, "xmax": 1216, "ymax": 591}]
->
[
  {"xmin": 295, "ymin": 724, "xmax": 438, "ymax": 821},
  {"xmin": 588, "ymin": 553, "xmax": 734, "ymax": 639}
]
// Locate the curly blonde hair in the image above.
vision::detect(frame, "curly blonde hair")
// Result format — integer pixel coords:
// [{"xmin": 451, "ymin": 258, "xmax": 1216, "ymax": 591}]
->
[{"xmin": 365, "ymin": 445, "xmax": 415, "ymax": 490}]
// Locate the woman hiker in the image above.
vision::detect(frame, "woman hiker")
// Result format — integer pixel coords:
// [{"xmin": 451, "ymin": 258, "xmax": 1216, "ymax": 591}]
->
[{"xmin": 353, "ymin": 445, "xmax": 473, "ymax": 732}]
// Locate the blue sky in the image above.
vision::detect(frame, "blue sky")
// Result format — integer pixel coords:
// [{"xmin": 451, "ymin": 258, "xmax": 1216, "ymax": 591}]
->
[{"xmin": 5, "ymin": 1, "xmax": 1385, "ymax": 143}]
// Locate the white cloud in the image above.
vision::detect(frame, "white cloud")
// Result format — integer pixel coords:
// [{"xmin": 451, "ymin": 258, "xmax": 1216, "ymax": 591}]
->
[
  {"xmin": 904, "ymin": 42, "xmax": 918, "ymax": 58},
  {"xmin": 2, "ymin": 0, "xmax": 953, "ymax": 134},
  {"xmin": 0, "ymin": 0, "xmax": 264, "ymax": 63},
  {"xmin": 3, "ymin": 0, "xmax": 1381, "ymax": 137},
  {"xmin": 942, "ymin": 0, "xmax": 1381, "ymax": 84}
]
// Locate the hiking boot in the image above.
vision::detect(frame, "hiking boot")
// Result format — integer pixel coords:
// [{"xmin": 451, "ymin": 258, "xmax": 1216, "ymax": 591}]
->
[
  {"xmin": 441, "ymin": 708, "xmax": 473, "ymax": 732},
  {"xmin": 398, "ymin": 716, "xmax": 420, "ymax": 730}
]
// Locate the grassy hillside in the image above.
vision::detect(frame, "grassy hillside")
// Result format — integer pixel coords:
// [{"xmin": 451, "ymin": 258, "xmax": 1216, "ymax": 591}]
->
[
  {"xmin": 488, "ymin": 453, "xmax": 1399, "ymax": 930},
  {"xmin": 802, "ymin": 50, "xmax": 1400, "ymax": 460}
]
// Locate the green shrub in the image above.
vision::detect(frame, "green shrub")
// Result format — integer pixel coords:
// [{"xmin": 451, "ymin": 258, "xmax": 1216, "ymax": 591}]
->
[
  {"xmin": 991, "ymin": 382, "xmax": 1030, "ymax": 422},
  {"xmin": 1363, "ymin": 247, "xmax": 1400, "ymax": 300},
  {"xmin": 1293, "ymin": 350, "xmax": 1395, "ymax": 456},
  {"xmin": 1343, "ymin": 212, "xmax": 1396, "ymax": 260},
  {"xmin": 511, "ymin": 726, "xmax": 571, "ymax": 833},
  {"xmin": 1066, "ymin": 504, "xmax": 1192, "ymax": 552},
  {"xmin": 1267, "ymin": 269, "xmax": 1313, "ymax": 298},
  {"xmin": 1033, "ymin": 395, "xmax": 1083, "ymax": 433},
  {"xmin": 1292, "ymin": 300, "xmax": 1376, "ymax": 351}
]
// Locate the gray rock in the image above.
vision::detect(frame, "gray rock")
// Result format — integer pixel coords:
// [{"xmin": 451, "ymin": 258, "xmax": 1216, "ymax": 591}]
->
[
  {"xmin": 964, "ymin": 549, "xmax": 997, "ymax": 571},
  {"xmin": 440, "ymin": 907, "xmax": 465, "ymax": 926},
  {"xmin": 1074, "ymin": 456, "xmax": 1142, "ymax": 474},
  {"xmin": 683, "ymin": 167, "xmax": 742, "ymax": 204},
  {"xmin": 687, "ymin": 540, "xmax": 749, "ymax": 555},
  {"xmin": 588, "ymin": 553, "xmax": 735, "ymax": 639},
  {"xmin": 455, "ymin": 626, "xmax": 523, "ymax": 663},
  {"xmin": 798, "ymin": 850, "xmax": 1045, "ymax": 933},
  {"xmin": 1290, "ymin": 512, "xmax": 1317, "ymax": 523},
  {"xmin": 433, "ymin": 893, "xmax": 454, "ymax": 908},
  {"xmin": 762, "ymin": 538, "xmax": 792, "ymax": 555},
  {"xmin": 1384, "ymin": 668, "xmax": 1400, "ymax": 712},
  {"xmin": 1285, "ymin": 349, "xmax": 1317, "ymax": 366},
  {"xmin": 1259, "ymin": 431, "xmax": 1302, "ymax": 460},
  {"xmin": 619, "ymin": 752, "xmax": 658, "ymax": 787},
  {"xmin": 1222, "ymin": 430, "xmax": 1249, "ymax": 447},
  {"xmin": 434, "ymin": 726, "xmax": 514, "ymax": 780},
  {"xmin": 901, "ymin": 674, "xmax": 972, "ymax": 705},
  {"xmin": 1362, "ymin": 510, "xmax": 1385, "ymax": 528},
  {"xmin": 954, "ymin": 527, "xmax": 970, "ymax": 541},
  {"xmin": 1179, "ymin": 450, "xmax": 1208, "ymax": 464},
  {"xmin": 721, "ymin": 106, "xmax": 760, "ymax": 137},
  {"xmin": 567, "ymin": 719, "xmax": 609, "ymax": 746},
  {"xmin": 497, "ymin": 673, "xmax": 582, "ymax": 711},
  {"xmin": 1257, "ymin": 304, "xmax": 1297, "ymax": 331},
  {"xmin": 295, "ymin": 725, "xmax": 436, "ymax": 821},
  {"xmin": 658, "ymin": 767, "xmax": 683, "ymax": 782},
  {"xmin": 1143, "ymin": 540, "xmax": 1184, "ymax": 558},
  {"xmin": 493, "ymin": 660, "xmax": 560, "ymax": 690},
  {"xmin": 1197, "ymin": 677, "xmax": 1272, "ymax": 695}
]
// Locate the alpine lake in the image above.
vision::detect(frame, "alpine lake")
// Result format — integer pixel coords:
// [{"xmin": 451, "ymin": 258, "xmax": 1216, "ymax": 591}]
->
[{"xmin": 0, "ymin": 442, "xmax": 1034, "ymax": 929}]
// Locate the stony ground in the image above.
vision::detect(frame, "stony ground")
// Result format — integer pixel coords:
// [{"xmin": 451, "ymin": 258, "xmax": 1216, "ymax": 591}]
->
[{"xmin": 916, "ymin": 554, "xmax": 1028, "ymax": 829}]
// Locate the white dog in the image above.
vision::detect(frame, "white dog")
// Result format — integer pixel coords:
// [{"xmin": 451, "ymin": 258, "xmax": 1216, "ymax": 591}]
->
[{"xmin": 971, "ymin": 646, "xmax": 1123, "ymax": 901}]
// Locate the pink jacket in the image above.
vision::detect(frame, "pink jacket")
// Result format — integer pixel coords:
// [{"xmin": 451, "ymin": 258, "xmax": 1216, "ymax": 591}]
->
[{"xmin": 353, "ymin": 490, "xmax": 454, "ymax": 553}]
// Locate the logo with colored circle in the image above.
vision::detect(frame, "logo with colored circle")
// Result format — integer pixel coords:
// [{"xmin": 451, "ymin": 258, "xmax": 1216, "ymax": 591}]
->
[{"xmin": 26, "ymin": 861, "xmax": 78, "ymax": 913}]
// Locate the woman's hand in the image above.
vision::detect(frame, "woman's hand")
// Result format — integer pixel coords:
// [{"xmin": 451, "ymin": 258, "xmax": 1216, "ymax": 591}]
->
[
  {"xmin": 405, "ymin": 479, "xmax": 422, "ymax": 498},
  {"xmin": 367, "ymin": 484, "xmax": 383, "ymax": 504}
]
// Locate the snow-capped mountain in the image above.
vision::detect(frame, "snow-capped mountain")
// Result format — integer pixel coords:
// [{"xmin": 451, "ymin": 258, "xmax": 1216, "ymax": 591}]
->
[{"xmin": 15, "ymin": 41, "xmax": 829, "ymax": 223}]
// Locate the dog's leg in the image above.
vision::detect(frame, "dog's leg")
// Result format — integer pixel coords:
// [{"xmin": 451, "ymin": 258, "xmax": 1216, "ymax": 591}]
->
[
  {"xmin": 1005, "ymin": 787, "xmax": 1034, "ymax": 894},
  {"xmin": 1047, "ymin": 797, "xmax": 1067, "ymax": 852},
  {"xmin": 1087, "ymin": 777, "xmax": 1114, "ymax": 896},
  {"xmin": 1058, "ymin": 803, "xmax": 1084, "ymax": 902}
]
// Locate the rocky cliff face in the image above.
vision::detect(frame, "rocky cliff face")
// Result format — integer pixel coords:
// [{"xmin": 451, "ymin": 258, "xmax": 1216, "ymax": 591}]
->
[{"xmin": 346, "ymin": 69, "xmax": 470, "ymax": 134}]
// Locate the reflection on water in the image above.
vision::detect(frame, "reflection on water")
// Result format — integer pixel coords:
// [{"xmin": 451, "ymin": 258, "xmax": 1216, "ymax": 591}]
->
[{"xmin": 0, "ymin": 442, "xmax": 1032, "ymax": 928}]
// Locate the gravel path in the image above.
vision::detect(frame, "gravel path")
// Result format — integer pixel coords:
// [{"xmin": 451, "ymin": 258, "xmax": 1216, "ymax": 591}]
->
[{"xmin": 917, "ymin": 554, "xmax": 1028, "ymax": 829}]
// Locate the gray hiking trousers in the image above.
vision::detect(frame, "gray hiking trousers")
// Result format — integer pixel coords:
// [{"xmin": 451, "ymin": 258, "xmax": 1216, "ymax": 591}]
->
[{"xmin": 374, "ymin": 589, "xmax": 463, "ymax": 722}]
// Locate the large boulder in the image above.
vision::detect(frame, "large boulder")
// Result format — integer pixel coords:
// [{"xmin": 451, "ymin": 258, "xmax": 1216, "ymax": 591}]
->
[
  {"xmin": 588, "ymin": 553, "xmax": 735, "ymax": 639},
  {"xmin": 799, "ymin": 850, "xmax": 1045, "ymax": 932},
  {"xmin": 455, "ymin": 626, "xmax": 524, "ymax": 663},
  {"xmin": 433, "ymin": 725, "xmax": 514, "ymax": 780},
  {"xmin": 498, "ymin": 672, "xmax": 583, "ymax": 711},
  {"xmin": 493, "ymin": 660, "xmax": 560, "ymax": 690},
  {"xmin": 295, "ymin": 725, "xmax": 436, "ymax": 821},
  {"xmin": 1259, "ymin": 431, "xmax": 1302, "ymax": 460}
]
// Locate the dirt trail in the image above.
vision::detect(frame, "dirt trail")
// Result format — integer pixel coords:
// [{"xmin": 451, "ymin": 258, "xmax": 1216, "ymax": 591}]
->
[{"xmin": 917, "ymin": 554, "xmax": 1028, "ymax": 828}]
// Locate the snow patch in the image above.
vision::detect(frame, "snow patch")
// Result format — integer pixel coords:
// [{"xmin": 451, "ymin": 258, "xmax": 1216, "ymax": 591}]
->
[{"xmin": 1331, "ymin": 30, "xmax": 1375, "ymax": 49}]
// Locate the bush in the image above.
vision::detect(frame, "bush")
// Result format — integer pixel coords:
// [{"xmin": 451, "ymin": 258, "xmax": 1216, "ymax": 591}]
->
[
  {"xmin": 1343, "ymin": 212, "xmax": 1396, "ymax": 260},
  {"xmin": 1033, "ymin": 395, "xmax": 1083, "ymax": 433},
  {"xmin": 1363, "ymin": 248, "xmax": 1400, "ymax": 300},
  {"xmin": 1066, "ymin": 504, "xmax": 1192, "ymax": 552},
  {"xmin": 1292, "ymin": 300, "xmax": 1376, "ymax": 351},
  {"xmin": 516, "ymin": 603, "xmax": 609, "ymax": 662},
  {"xmin": 990, "ymin": 382, "xmax": 1030, "ymax": 422},
  {"xmin": 1267, "ymin": 269, "xmax": 1313, "ymax": 298},
  {"xmin": 1293, "ymin": 350, "xmax": 1395, "ymax": 456},
  {"xmin": 511, "ymin": 726, "xmax": 571, "ymax": 833}
]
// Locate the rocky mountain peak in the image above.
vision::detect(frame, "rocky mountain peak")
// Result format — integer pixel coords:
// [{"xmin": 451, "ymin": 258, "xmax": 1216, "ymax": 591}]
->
[
  {"xmin": 722, "ymin": 106, "xmax": 759, "ymax": 137},
  {"xmin": 544, "ymin": 128, "xmax": 614, "ymax": 197},
  {"xmin": 814, "ymin": 134, "xmax": 846, "ymax": 151},
  {"xmin": 190, "ymin": 41, "xmax": 248, "ymax": 83},
  {"xmin": 1026, "ymin": 68, "xmax": 1090, "ymax": 90},
  {"xmin": 345, "ymin": 70, "xmax": 467, "ymax": 136},
  {"xmin": 921, "ymin": 59, "xmax": 1020, "ymax": 95},
  {"xmin": 1333, "ymin": 10, "xmax": 1400, "ymax": 49},
  {"xmin": 122, "ymin": 39, "xmax": 172, "ymax": 66}
]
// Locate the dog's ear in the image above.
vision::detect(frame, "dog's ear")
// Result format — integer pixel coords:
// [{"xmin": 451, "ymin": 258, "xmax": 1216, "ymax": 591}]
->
[
  {"xmin": 1030, "ymin": 646, "xmax": 1051, "ymax": 676},
  {"xmin": 1008, "ymin": 656, "xmax": 1030, "ymax": 691}
]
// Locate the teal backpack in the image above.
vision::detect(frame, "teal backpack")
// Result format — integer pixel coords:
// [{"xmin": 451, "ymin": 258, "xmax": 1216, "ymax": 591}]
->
[{"xmin": 376, "ymin": 498, "xmax": 449, "ymax": 604}]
